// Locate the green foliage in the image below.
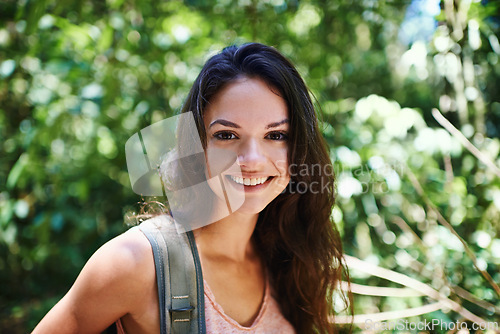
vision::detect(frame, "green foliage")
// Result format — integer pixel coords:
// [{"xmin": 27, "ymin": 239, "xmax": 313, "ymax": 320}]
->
[{"xmin": 0, "ymin": 0, "xmax": 498, "ymax": 332}]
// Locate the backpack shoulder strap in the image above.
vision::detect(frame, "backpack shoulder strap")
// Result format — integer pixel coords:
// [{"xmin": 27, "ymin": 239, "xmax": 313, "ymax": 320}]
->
[{"xmin": 138, "ymin": 215, "xmax": 205, "ymax": 334}]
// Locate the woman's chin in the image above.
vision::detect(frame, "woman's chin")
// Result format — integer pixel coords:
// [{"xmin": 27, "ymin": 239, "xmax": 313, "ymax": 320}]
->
[
  {"xmin": 232, "ymin": 196, "xmax": 278, "ymax": 215},
  {"xmin": 233, "ymin": 204, "xmax": 267, "ymax": 215}
]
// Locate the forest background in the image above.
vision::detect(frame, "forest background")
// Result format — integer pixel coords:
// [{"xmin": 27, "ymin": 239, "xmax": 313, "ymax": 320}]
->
[{"xmin": 1, "ymin": 0, "xmax": 499, "ymax": 332}]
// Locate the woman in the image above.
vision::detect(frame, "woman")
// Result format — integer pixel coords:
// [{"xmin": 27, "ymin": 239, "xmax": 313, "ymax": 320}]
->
[{"xmin": 34, "ymin": 43, "xmax": 350, "ymax": 333}]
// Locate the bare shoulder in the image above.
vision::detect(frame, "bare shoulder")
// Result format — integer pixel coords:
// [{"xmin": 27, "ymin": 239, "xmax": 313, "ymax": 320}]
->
[
  {"xmin": 72, "ymin": 226, "xmax": 156, "ymax": 293},
  {"xmin": 33, "ymin": 226, "xmax": 156, "ymax": 333},
  {"xmin": 93, "ymin": 226, "xmax": 155, "ymax": 280}
]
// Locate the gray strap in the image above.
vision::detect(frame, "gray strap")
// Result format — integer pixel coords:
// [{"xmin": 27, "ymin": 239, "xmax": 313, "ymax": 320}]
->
[
  {"xmin": 167, "ymin": 227, "xmax": 194, "ymax": 333},
  {"xmin": 187, "ymin": 231, "xmax": 206, "ymax": 333},
  {"xmin": 138, "ymin": 216, "xmax": 204, "ymax": 334},
  {"xmin": 137, "ymin": 222, "xmax": 171, "ymax": 334}
]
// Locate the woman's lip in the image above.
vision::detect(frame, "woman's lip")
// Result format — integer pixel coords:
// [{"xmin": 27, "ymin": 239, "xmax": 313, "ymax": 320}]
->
[
  {"xmin": 226, "ymin": 174, "xmax": 275, "ymax": 178},
  {"xmin": 224, "ymin": 175, "xmax": 274, "ymax": 190}
]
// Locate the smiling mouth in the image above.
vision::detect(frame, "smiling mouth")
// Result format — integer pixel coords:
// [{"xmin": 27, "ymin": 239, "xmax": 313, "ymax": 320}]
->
[{"xmin": 228, "ymin": 175, "xmax": 274, "ymax": 186}]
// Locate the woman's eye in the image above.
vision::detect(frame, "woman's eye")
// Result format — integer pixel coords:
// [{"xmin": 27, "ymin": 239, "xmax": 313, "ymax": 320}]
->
[
  {"xmin": 214, "ymin": 131, "xmax": 237, "ymax": 140},
  {"xmin": 266, "ymin": 131, "xmax": 288, "ymax": 141}
]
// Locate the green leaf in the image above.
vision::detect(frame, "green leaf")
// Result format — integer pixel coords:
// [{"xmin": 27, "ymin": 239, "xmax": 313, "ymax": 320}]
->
[{"xmin": 6, "ymin": 153, "xmax": 28, "ymax": 190}]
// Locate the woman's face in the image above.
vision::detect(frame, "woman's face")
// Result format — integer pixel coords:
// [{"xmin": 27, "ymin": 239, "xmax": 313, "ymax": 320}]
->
[{"xmin": 203, "ymin": 76, "xmax": 290, "ymax": 215}]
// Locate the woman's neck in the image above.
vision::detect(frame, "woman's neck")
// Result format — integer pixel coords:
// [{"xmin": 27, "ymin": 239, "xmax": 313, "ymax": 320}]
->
[{"xmin": 194, "ymin": 212, "xmax": 259, "ymax": 263}]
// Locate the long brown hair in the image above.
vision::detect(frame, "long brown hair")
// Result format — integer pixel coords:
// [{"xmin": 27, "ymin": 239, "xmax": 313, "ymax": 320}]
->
[{"xmin": 180, "ymin": 43, "xmax": 351, "ymax": 333}]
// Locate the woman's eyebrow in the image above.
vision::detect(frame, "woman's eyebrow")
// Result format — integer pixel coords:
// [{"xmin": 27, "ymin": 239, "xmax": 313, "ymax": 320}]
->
[
  {"xmin": 208, "ymin": 118, "xmax": 289, "ymax": 129},
  {"xmin": 266, "ymin": 118, "xmax": 289, "ymax": 129},
  {"xmin": 209, "ymin": 119, "xmax": 241, "ymax": 128}
]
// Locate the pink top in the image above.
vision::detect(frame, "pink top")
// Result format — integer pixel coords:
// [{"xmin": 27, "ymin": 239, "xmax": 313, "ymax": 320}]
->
[
  {"xmin": 115, "ymin": 279, "xmax": 295, "ymax": 333},
  {"xmin": 204, "ymin": 279, "xmax": 295, "ymax": 333}
]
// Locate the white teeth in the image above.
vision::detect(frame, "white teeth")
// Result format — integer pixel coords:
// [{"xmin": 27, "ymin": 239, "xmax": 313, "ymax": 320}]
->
[{"xmin": 230, "ymin": 176, "xmax": 269, "ymax": 186}]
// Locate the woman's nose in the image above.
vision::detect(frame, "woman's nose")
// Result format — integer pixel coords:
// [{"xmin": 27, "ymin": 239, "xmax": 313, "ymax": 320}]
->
[{"xmin": 237, "ymin": 139, "xmax": 266, "ymax": 168}]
